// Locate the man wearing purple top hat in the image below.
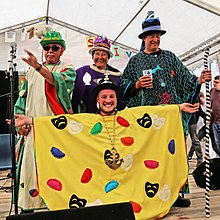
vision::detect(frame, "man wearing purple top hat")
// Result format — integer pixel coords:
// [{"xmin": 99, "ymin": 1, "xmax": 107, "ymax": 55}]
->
[
  {"xmin": 120, "ymin": 11, "xmax": 212, "ymax": 207},
  {"xmin": 72, "ymin": 35, "xmax": 124, "ymax": 113}
]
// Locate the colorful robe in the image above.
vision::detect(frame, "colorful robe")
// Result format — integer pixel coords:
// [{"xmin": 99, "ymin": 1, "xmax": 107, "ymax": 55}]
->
[
  {"xmin": 14, "ymin": 61, "xmax": 76, "ymax": 210},
  {"xmin": 120, "ymin": 49, "xmax": 199, "ymax": 133},
  {"xmin": 33, "ymin": 105, "xmax": 188, "ymax": 219}
]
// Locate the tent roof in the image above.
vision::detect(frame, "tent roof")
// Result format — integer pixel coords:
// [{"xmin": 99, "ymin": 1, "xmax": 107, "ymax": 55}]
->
[{"xmin": 1, "ymin": 0, "xmax": 220, "ymax": 69}]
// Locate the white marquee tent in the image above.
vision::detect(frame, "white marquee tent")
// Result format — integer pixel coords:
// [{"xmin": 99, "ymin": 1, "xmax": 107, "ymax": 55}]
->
[
  {"xmin": 0, "ymin": 0, "xmax": 220, "ymax": 73},
  {"xmin": 1, "ymin": 0, "xmax": 220, "ymax": 217}
]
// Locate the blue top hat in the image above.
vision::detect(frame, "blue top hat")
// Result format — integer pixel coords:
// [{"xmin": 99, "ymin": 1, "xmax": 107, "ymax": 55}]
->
[{"xmin": 138, "ymin": 12, "xmax": 166, "ymax": 39}]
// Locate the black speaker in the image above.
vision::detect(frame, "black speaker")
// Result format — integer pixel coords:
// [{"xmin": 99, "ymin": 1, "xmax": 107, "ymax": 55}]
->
[
  {"xmin": 6, "ymin": 202, "xmax": 135, "ymax": 220},
  {"xmin": 192, "ymin": 158, "xmax": 220, "ymax": 190},
  {"xmin": 0, "ymin": 70, "xmax": 18, "ymax": 133}
]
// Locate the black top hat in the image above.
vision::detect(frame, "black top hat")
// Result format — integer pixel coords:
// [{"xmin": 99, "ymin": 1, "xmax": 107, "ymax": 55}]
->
[
  {"xmin": 93, "ymin": 76, "xmax": 120, "ymax": 98},
  {"xmin": 138, "ymin": 16, "xmax": 166, "ymax": 39}
]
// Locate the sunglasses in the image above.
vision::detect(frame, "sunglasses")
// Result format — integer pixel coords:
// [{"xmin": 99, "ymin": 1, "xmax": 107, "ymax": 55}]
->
[{"xmin": 43, "ymin": 45, "xmax": 62, "ymax": 52}]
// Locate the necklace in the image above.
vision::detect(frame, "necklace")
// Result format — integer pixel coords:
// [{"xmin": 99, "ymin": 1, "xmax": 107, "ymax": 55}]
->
[
  {"xmin": 102, "ymin": 114, "xmax": 116, "ymax": 149},
  {"xmin": 102, "ymin": 114, "xmax": 123, "ymax": 170}
]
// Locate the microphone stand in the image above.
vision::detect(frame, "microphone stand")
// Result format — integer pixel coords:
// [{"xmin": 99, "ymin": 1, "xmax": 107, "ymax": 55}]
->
[{"xmin": 7, "ymin": 46, "xmax": 18, "ymax": 214}]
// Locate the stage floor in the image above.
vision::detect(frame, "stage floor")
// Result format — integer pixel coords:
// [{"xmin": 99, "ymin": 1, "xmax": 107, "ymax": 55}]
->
[{"xmin": 1, "ymin": 158, "xmax": 220, "ymax": 220}]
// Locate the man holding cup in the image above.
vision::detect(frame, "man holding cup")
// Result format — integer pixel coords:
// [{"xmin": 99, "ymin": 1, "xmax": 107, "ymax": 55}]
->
[
  {"xmin": 120, "ymin": 12, "xmax": 212, "ymax": 207},
  {"xmin": 120, "ymin": 12, "xmax": 211, "ymax": 131},
  {"xmin": 142, "ymin": 69, "xmax": 153, "ymax": 88}
]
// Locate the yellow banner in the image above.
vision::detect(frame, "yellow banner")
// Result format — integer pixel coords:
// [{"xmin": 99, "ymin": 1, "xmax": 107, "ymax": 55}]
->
[{"xmin": 34, "ymin": 105, "xmax": 188, "ymax": 220}]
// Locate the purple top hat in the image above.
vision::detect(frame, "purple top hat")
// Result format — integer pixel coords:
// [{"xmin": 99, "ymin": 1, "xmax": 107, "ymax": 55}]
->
[{"xmin": 89, "ymin": 35, "xmax": 113, "ymax": 58}]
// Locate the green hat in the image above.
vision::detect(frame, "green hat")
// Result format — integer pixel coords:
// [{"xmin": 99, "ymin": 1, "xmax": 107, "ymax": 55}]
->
[{"xmin": 40, "ymin": 31, "xmax": 66, "ymax": 50}]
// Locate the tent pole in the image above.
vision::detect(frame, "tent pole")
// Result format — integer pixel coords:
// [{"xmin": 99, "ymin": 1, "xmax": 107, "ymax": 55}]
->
[
  {"xmin": 183, "ymin": 0, "xmax": 220, "ymax": 17},
  {"xmin": 183, "ymin": 48, "xmax": 219, "ymax": 68},
  {"xmin": 48, "ymin": 17, "xmax": 139, "ymax": 53},
  {"xmin": 112, "ymin": 0, "xmax": 151, "ymax": 44},
  {"xmin": 46, "ymin": 0, "xmax": 50, "ymax": 24}
]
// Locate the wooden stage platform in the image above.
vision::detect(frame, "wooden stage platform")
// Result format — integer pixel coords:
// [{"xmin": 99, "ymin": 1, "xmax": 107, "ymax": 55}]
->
[{"xmin": 1, "ymin": 158, "xmax": 220, "ymax": 220}]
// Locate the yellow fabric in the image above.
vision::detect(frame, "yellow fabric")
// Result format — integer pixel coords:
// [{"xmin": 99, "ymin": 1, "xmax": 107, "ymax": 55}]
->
[{"xmin": 34, "ymin": 105, "xmax": 188, "ymax": 220}]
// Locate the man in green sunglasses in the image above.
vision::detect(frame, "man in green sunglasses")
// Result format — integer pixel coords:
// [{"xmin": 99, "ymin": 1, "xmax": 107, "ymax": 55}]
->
[{"xmin": 14, "ymin": 30, "xmax": 76, "ymax": 212}]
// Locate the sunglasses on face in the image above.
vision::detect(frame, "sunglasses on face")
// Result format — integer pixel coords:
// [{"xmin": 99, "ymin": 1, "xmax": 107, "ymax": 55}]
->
[{"xmin": 43, "ymin": 45, "xmax": 62, "ymax": 52}]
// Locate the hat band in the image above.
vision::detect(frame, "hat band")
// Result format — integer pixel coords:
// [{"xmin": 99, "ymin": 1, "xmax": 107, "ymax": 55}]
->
[
  {"xmin": 142, "ymin": 25, "xmax": 162, "ymax": 33},
  {"xmin": 94, "ymin": 43, "xmax": 110, "ymax": 50}
]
